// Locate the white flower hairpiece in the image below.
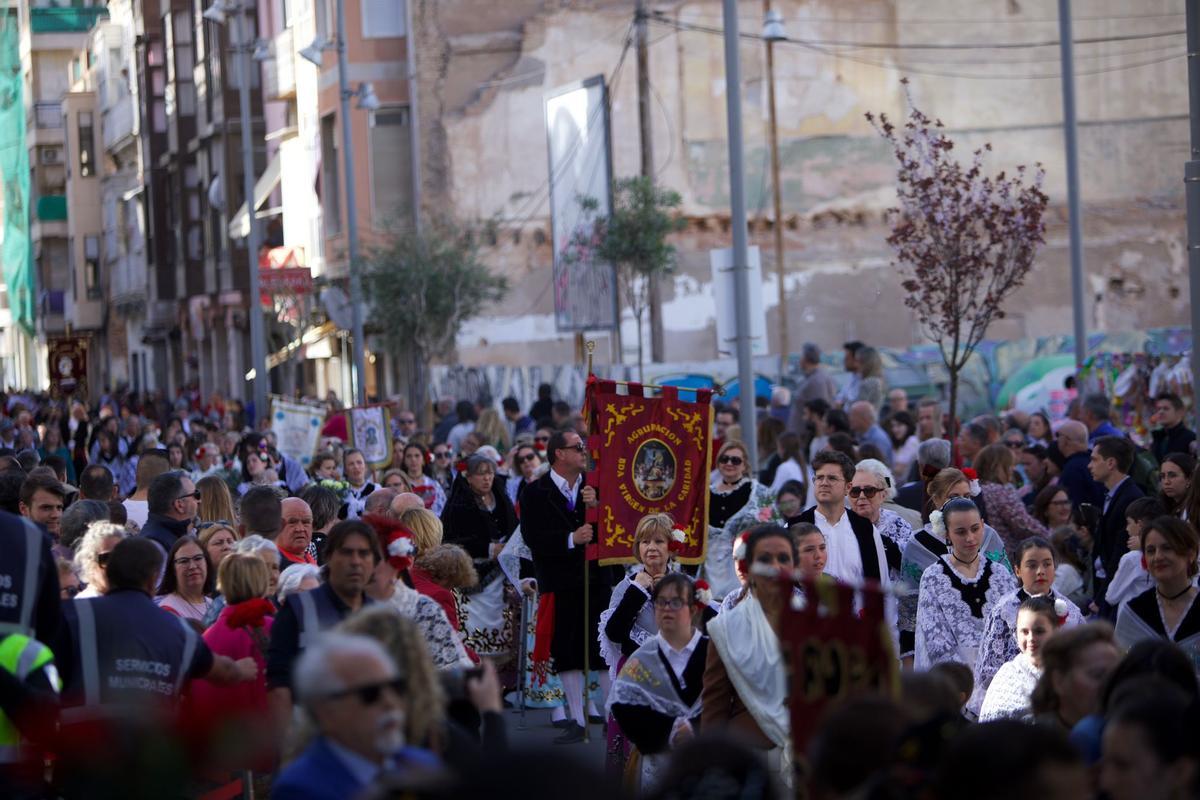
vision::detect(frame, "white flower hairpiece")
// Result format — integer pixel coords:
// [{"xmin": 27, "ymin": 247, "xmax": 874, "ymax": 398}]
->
[
  {"xmin": 929, "ymin": 509, "xmax": 946, "ymax": 538},
  {"xmin": 388, "ymin": 537, "xmax": 415, "ymax": 558},
  {"xmin": 670, "ymin": 527, "xmax": 687, "ymax": 544},
  {"xmin": 732, "ymin": 532, "xmax": 749, "ymax": 563},
  {"xmin": 695, "ymin": 580, "xmax": 713, "ymax": 606},
  {"xmin": 968, "ymin": 479, "xmax": 981, "ymax": 497},
  {"xmin": 1054, "ymin": 597, "xmax": 1069, "ymax": 622}
]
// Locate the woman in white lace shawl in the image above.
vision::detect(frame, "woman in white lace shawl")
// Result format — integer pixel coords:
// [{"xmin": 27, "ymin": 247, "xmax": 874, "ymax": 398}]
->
[
  {"xmin": 1115, "ymin": 516, "xmax": 1200, "ymax": 672},
  {"xmin": 914, "ymin": 498, "xmax": 1018, "ymax": 675},
  {"xmin": 899, "ymin": 468, "xmax": 1010, "ymax": 662},
  {"xmin": 703, "ymin": 440, "xmax": 775, "ymax": 600},
  {"xmin": 979, "ymin": 596, "xmax": 1062, "ymax": 722},
  {"xmin": 969, "ymin": 536, "xmax": 1085, "ymax": 718}
]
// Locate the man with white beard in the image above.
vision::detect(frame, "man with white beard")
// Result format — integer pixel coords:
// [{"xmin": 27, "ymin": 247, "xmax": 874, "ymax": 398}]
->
[{"xmin": 272, "ymin": 632, "xmax": 439, "ymax": 798}]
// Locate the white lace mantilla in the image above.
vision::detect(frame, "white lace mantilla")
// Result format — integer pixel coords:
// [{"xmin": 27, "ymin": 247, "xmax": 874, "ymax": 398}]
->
[
  {"xmin": 913, "ymin": 556, "xmax": 1018, "ymax": 673},
  {"xmin": 978, "ymin": 653, "xmax": 1040, "ymax": 723},
  {"xmin": 388, "ymin": 581, "xmax": 473, "ymax": 670},
  {"xmin": 606, "ymin": 637, "xmax": 700, "ymax": 720},
  {"xmin": 598, "ymin": 566, "xmax": 660, "ymax": 675}
]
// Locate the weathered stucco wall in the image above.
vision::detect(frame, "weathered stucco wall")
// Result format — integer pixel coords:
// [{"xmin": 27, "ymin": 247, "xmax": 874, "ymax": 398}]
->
[{"xmin": 414, "ymin": 0, "xmax": 1190, "ymax": 367}]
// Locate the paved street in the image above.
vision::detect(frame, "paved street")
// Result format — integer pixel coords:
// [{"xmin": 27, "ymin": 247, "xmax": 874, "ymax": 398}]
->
[{"xmin": 504, "ymin": 705, "xmax": 607, "ymax": 761}]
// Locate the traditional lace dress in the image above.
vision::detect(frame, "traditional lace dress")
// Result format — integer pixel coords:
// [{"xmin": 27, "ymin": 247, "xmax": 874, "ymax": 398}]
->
[
  {"xmin": 968, "ymin": 587, "xmax": 1084, "ymax": 717},
  {"xmin": 898, "ymin": 524, "xmax": 1010, "ymax": 658},
  {"xmin": 598, "ymin": 565, "xmax": 663, "ymax": 681},
  {"xmin": 914, "ymin": 555, "xmax": 1018, "ymax": 673},
  {"xmin": 1115, "ymin": 586, "xmax": 1200, "ymax": 676},
  {"xmin": 702, "ymin": 477, "xmax": 774, "ymax": 600},
  {"xmin": 388, "ymin": 580, "xmax": 473, "ymax": 670},
  {"xmin": 978, "ymin": 652, "xmax": 1041, "ymax": 722}
]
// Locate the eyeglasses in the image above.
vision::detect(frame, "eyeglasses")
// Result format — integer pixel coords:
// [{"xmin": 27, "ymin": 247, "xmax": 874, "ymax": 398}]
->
[
  {"xmin": 848, "ymin": 486, "xmax": 882, "ymax": 499},
  {"xmin": 174, "ymin": 554, "xmax": 206, "ymax": 568},
  {"xmin": 814, "ymin": 474, "xmax": 844, "ymax": 484},
  {"xmin": 653, "ymin": 597, "xmax": 688, "ymax": 610},
  {"xmin": 177, "ymin": 490, "xmax": 201, "ymax": 501},
  {"xmin": 718, "ymin": 455, "xmax": 744, "ymax": 466},
  {"xmin": 284, "ymin": 517, "xmax": 314, "ymax": 527},
  {"xmin": 329, "ymin": 677, "xmax": 407, "ymax": 705}
]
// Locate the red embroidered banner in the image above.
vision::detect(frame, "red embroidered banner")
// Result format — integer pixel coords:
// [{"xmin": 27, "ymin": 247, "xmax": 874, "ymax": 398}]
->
[
  {"xmin": 584, "ymin": 378, "xmax": 713, "ymax": 566},
  {"xmin": 782, "ymin": 578, "xmax": 898, "ymax": 756}
]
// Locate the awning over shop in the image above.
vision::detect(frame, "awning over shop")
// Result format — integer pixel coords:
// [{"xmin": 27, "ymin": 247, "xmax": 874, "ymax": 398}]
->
[{"xmin": 228, "ymin": 153, "xmax": 282, "ymax": 240}]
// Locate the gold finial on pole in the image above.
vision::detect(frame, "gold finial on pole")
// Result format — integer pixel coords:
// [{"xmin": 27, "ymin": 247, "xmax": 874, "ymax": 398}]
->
[{"xmin": 586, "ymin": 339, "xmax": 596, "ymax": 375}]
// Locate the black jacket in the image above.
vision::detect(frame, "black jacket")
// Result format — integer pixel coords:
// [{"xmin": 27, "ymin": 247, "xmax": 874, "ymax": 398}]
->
[
  {"xmin": 519, "ymin": 472, "xmax": 617, "ymax": 596},
  {"xmin": 440, "ymin": 475, "xmax": 518, "ymax": 561},
  {"xmin": 139, "ymin": 514, "xmax": 191, "ymax": 556},
  {"xmin": 1152, "ymin": 424, "xmax": 1196, "ymax": 465},
  {"xmin": 1096, "ymin": 477, "xmax": 1144, "ymax": 592}
]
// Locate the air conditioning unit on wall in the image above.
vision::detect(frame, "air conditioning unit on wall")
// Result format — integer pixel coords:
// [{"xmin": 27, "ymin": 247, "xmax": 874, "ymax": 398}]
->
[{"xmin": 40, "ymin": 148, "xmax": 62, "ymax": 165}]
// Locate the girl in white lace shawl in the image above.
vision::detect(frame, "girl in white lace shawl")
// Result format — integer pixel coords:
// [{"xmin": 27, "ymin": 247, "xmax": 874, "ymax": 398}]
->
[
  {"xmin": 979, "ymin": 595, "xmax": 1061, "ymax": 722},
  {"xmin": 704, "ymin": 441, "xmax": 775, "ymax": 600},
  {"xmin": 1115, "ymin": 516, "xmax": 1200, "ymax": 675},
  {"xmin": 608, "ymin": 573, "xmax": 708, "ymax": 793},
  {"xmin": 969, "ymin": 537, "xmax": 1085, "ymax": 718},
  {"xmin": 899, "ymin": 469, "xmax": 1010, "ymax": 660},
  {"xmin": 598, "ymin": 514, "xmax": 678, "ymax": 681},
  {"xmin": 914, "ymin": 498, "xmax": 1018, "ymax": 674}
]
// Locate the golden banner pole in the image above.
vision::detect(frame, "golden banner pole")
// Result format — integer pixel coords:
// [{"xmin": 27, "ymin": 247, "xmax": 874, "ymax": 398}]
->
[{"xmin": 582, "ymin": 340, "xmax": 595, "ymax": 743}]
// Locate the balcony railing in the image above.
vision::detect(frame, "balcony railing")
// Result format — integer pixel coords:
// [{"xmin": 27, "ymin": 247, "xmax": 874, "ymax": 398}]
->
[
  {"xmin": 32, "ymin": 102, "xmax": 62, "ymax": 129},
  {"xmin": 102, "ymin": 95, "xmax": 134, "ymax": 150}
]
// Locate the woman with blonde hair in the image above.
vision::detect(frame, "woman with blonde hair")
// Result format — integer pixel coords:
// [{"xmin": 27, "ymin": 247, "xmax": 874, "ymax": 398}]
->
[
  {"xmin": 400, "ymin": 507, "xmax": 460, "ymax": 632},
  {"xmin": 198, "ymin": 474, "xmax": 238, "ymax": 527},
  {"xmin": 197, "ymin": 520, "xmax": 238, "ymax": 570},
  {"xmin": 475, "ymin": 408, "xmax": 511, "ymax": 453},
  {"xmin": 704, "ymin": 440, "xmax": 773, "ymax": 600},
  {"xmin": 192, "ymin": 554, "xmax": 274, "ymax": 714}
]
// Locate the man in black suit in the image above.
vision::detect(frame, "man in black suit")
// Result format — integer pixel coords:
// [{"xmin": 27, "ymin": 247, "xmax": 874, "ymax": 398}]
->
[
  {"xmin": 1089, "ymin": 435, "xmax": 1144, "ymax": 608},
  {"xmin": 894, "ymin": 438, "xmax": 952, "ymax": 515},
  {"xmin": 520, "ymin": 428, "xmax": 617, "ymax": 744}
]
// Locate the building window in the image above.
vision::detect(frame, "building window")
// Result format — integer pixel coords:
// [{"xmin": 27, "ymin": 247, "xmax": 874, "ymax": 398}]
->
[
  {"xmin": 84, "ymin": 235, "xmax": 101, "ymax": 300},
  {"xmin": 362, "ymin": 0, "xmax": 405, "ymax": 38},
  {"xmin": 369, "ymin": 107, "xmax": 412, "ymax": 227},
  {"xmin": 78, "ymin": 111, "xmax": 95, "ymax": 177},
  {"xmin": 320, "ymin": 113, "xmax": 340, "ymax": 236}
]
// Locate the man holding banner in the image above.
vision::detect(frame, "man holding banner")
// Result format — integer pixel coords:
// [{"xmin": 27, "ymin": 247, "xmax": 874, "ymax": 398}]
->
[{"xmin": 523, "ymin": 429, "xmax": 619, "ymax": 744}]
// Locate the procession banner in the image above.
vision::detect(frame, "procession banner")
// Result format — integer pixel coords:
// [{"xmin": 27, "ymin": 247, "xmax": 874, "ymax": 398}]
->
[
  {"xmin": 269, "ymin": 396, "xmax": 325, "ymax": 468},
  {"xmin": 48, "ymin": 337, "xmax": 88, "ymax": 400},
  {"xmin": 348, "ymin": 405, "xmax": 392, "ymax": 470},
  {"xmin": 584, "ymin": 378, "xmax": 713, "ymax": 566},
  {"xmin": 782, "ymin": 578, "xmax": 898, "ymax": 757}
]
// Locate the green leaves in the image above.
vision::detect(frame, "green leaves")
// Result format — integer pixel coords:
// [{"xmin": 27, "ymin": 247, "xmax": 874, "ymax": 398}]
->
[{"xmin": 363, "ymin": 218, "xmax": 509, "ymax": 362}]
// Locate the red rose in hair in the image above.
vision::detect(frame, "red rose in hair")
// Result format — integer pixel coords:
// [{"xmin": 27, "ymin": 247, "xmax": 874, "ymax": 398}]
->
[{"xmin": 227, "ymin": 598, "xmax": 274, "ymax": 630}]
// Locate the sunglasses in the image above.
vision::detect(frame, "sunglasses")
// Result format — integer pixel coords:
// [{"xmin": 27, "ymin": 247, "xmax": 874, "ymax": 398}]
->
[
  {"xmin": 176, "ymin": 490, "xmax": 202, "ymax": 501},
  {"xmin": 718, "ymin": 455, "xmax": 744, "ymax": 466},
  {"xmin": 516, "ymin": 453, "xmax": 538, "ymax": 463},
  {"xmin": 848, "ymin": 486, "xmax": 882, "ymax": 499},
  {"xmin": 1005, "ymin": 441, "xmax": 1024, "ymax": 449},
  {"xmin": 433, "ymin": 451, "xmax": 450, "ymax": 458},
  {"xmin": 329, "ymin": 677, "xmax": 407, "ymax": 705},
  {"xmin": 559, "ymin": 443, "xmax": 586, "ymax": 453},
  {"xmin": 398, "ymin": 418, "xmax": 416, "ymax": 425}
]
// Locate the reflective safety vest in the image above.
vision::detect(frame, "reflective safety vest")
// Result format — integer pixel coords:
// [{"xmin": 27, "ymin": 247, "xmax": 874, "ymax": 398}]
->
[
  {"xmin": 0, "ymin": 633, "xmax": 58, "ymax": 763},
  {"xmin": 0, "ymin": 515, "xmax": 47, "ymax": 637}
]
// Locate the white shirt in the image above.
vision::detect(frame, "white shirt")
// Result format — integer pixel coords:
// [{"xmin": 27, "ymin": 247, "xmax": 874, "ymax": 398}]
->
[
  {"xmin": 658, "ymin": 629, "xmax": 702, "ymax": 688},
  {"xmin": 122, "ymin": 499, "xmax": 149, "ymax": 530},
  {"xmin": 551, "ymin": 469, "xmax": 584, "ymax": 549},
  {"xmin": 813, "ymin": 507, "xmax": 863, "ymax": 584}
]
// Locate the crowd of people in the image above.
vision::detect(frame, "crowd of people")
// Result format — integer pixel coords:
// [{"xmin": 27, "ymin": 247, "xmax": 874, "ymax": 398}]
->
[{"xmin": 0, "ymin": 343, "xmax": 1198, "ymax": 799}]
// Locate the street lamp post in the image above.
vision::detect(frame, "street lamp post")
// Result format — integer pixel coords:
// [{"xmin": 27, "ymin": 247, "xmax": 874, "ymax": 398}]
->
[
  {"xmin": 204, "ymin": 0, "xmax": 268, "ymax": 419},
  {"xmin": 762, "ymin": 3, "xmax": 789, "ymax": 365},
  {"xmin": 335, "ymin": 0, "xmax": 367, "ymax": 407}
]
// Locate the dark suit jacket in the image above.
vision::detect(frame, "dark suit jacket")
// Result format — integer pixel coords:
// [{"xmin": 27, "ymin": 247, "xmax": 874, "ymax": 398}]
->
[
  {"xmin": 270, "ymin": 736, "xmax": 438, "ymax": 800},
  {"xmin": 519, "ymin": 472, "xmax": 616, "ymax": 596},
  {"xmin": 1096, "ymin": 477, "xmax": 1144, "ymax": 590},
  {"xmin": 1060, "ymin": 452, "xmax": 1105, "ymax": 510},
  {"xmin": 895, "ymin": 481, "xmax": 925, "ymax": 514}
]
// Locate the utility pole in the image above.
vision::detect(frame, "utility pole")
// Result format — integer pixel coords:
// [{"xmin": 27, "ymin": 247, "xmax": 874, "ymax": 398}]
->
[
  {"xmin": 336, "ymin": 0, "xmax": 367, "ymax": 406},
  {"xmin": 763, "ymin": 0, "xmax": 789, "ymax": 365},
  {"xmin": 636, "ymin": 0, "xmax": 664, "ymax": 365},
  {"xmin": 1057, "ymin": 0, "xmax": 1087, "ymax": 372},
  {"xmin": 1187, "ymin": 0, "xmax": 1200, "ymax": 414},
  {"xmin": 721, "ymin": 0, "xmax": 757, "ymax": 467}
]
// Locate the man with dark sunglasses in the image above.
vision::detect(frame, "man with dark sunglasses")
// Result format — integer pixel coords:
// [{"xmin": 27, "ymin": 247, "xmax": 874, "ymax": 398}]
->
[
  {"xmin": 138, "ymin": 471, "xmax": 200, "ymax": 575},
  {"xmin": 273, "ymin": 632, "xmax": 437, "ymax": 799},
  {"xmin": 520, "ymin": 429, "xmax": 619, "ymax": 744}
]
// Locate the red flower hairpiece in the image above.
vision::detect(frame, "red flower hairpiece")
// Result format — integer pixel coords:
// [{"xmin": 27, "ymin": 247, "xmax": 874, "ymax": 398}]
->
[
  {"xmin": 961, "ymin": 468, "xmax": 978, "ymax": 480},
  {"xmin": 227, "ymin": 598, "xmax": 274, "ymax": 630}
]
